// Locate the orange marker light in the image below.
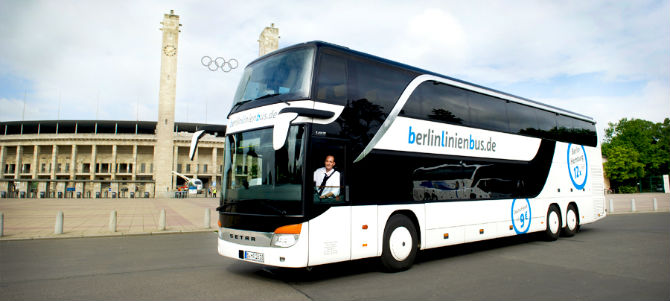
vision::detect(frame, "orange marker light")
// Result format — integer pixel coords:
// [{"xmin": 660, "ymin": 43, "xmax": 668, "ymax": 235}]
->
[
  {"xmin": 274, "ymin": 224, "xmax": 302, "ymax": 234},
  {"xmin": 218, "ymin": 220, "xmax": 222, "ymax": 227},
  {"xmin": 362, "ymin": 225, "xmax": 368, "ymax": 230}
]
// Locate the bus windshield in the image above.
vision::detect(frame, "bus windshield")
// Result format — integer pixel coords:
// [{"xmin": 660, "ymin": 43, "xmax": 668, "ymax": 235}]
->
[
  {"xmin": 223, "ymin": 125, "xmax": 306, "ymax": 216},
  {"xmin": 232, "ymin": 47, "xmax": 315, "ymax": 108}
]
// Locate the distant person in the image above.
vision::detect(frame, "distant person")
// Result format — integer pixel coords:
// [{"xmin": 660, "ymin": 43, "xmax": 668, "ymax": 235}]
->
[{"xmin": 313, "ymin": 155, "xmax": 340, "ymax": 200}]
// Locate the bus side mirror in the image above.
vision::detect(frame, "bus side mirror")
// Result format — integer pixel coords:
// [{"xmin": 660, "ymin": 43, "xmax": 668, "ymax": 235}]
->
[
  {"xmin": 273, "ymin": 112, "xmax": 298, "ymax": 150},
  {"xmin": 189, "ymin": 130, "xmax": 206, "ymax": 160}
]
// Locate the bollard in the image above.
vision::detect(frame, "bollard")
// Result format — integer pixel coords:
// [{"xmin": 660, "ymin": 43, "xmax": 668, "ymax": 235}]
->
[
  {"xmin": 653, "ymin": 198, "xmax": 658, "ymax": 211},
  {"xmin": 204, "ymin": 208, "xmax": 211, "ymax": 229},
  {"xmin": 0, "ymin": 212, "xmax": 4, "ymax": 237},
  {"xmin": 631, "ymin": 198, "xmax": 636, "ymax": 212},
  {"xmin": 55, "ymin": 211, "xmax": 64, "ymax": 234},
  {"xmin": 609, "ymin": 199, "xmax": 614, "ymax": 213},
  {"xmin": 109, "ymin": 210, "xmax": 117, "ymax": 232},
  {"xmin": 159, "ymin": 209, "xmax": 166, "ymax": 231}
]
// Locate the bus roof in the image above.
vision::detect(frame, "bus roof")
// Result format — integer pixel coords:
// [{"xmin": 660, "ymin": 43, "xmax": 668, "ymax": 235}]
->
[{"xmin": 253, "ymin": 41, "xmax": 594, "ymax": 123}]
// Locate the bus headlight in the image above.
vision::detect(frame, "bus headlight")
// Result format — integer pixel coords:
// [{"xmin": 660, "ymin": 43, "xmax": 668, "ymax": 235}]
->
[
  {"xmin": 272, "ymin": 234, "xmax": 299, "ymax": 248},
  {"xmin": 271, "ymin": 223, "xmax": 302, "ymax": 248}
]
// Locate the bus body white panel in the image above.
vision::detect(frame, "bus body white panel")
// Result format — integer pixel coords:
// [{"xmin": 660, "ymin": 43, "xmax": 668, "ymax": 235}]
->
[
  {"xmin": 374, "ymin": 117, "xmax": 542, "ymax": 162},
  {"xmin": 217, "ymin": 223, "xmax": 309, "ymax": 268},
  {"xmin": 308, "ymin": 206, "xmax": 351, "ymax": 266},
  {"xmin": 351, "ymin": 205, "xmax": 379, "ymax": 260}
]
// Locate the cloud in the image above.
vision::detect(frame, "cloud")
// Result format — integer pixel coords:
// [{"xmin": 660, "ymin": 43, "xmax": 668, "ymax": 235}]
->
[{"xmin": 0, "ymin": 0, "xmax": 667, "ymax": 128}]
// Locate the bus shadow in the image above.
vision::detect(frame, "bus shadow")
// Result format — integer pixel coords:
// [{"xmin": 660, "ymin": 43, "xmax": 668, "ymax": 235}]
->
[
  {"xmin": 415, "ymin": 232, "xmax": 544, "ymax": 265},
  {"xmin": 239, "ymin": 232, "xmax": 571, "ymax": 282}
]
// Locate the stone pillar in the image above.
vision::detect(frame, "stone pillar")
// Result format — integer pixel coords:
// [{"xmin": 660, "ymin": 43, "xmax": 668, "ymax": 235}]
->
[
  {"xmin": 90, "ymin": 145, "xmax": 97, "ymax": 180},
  {"xmin": 50, "ymin": 145, "xmax": 58, "ymax": 180},
  {"xmin": 194, "ymin": 146, "xmax": 199, "ymax": 179},
  {"xmin": 212, "ymin": 147, "xmax": 218, "ymax": 188},
  {"xmin": 70, "ymin": 145, "xmax": 77, "ymax": 179},
  {"xmin": 111, "ymin": 145, "xmax": 117, "ymax": 180},
  {"xmin": 172, "ymin": 145, "xmax": 179, "ymax": 189},
  {"xmin": 131, "ymin": 145, "xmax": 138, "ymax": 197},
  {"xmin": 258, "ymin": 23, "xmax": 279, "ymax": 56},
  {"xmin": 31, "ymin": 145, "xmax": 39, "ymax": 179},
  {"xmin": 15, "ymin": 145, "xmax": 22, "ymax": 178},
  {"xmin": 154, "ymin": 10, "xmax": 181, "ymax": 198},
  {"xmin": 0, "ymin": 145, "xmax": 6, "ymax": 179}
]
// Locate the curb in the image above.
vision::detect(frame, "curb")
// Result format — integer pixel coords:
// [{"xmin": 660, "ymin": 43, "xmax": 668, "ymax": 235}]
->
[{"xmin": 0, "ymin": 228, "xmax": 218, "ymax": 241}]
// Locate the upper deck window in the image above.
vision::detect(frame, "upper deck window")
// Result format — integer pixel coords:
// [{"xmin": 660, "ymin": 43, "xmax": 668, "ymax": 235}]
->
[{"xmin": 232, "ymin": 47, "xmax": 315, "ymax": 108}]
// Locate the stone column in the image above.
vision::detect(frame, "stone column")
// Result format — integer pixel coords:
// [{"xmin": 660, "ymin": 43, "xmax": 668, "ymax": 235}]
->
[
  {"xmin": 131, "ymin": 144, "xmax": 138, "ymax": 197},
  {"xmin": 50, "ymin": 145, "xmax": 58, "ymax": 180},
  {"xmin": 258, "ymin": 23, "xmax": 279, "ymax": 56},
  {"xmin": 70, "ymin": 145, "xmax": 77, "ymax": 179},
  {"xmin": 90, "ymin": 144, "xmax": 97, "ymax": 180},
  {"xmin": 194, "ymin": 146, "xmax": 199, "ymax": 179},
  {"xmin": 0, "ymin": 145, "xmax": 6, "ymax": 179},
  {"xmin": 212, "ymin": 147, "xmax": 218, "ymax": 188},
  {"xmin": 15, "ymin": 145, "xmax": 22, "ymax": 178},
  {"xmin": 31, "ymin": 145, "xmax": 39, "ymax": 179},
  {"xmin": 172, "ymin": 145, "xmax": 179, "ymax": 189},
  {"xmin": 154, "ymin": 10, "xmax": 181, "ymax": 197}
]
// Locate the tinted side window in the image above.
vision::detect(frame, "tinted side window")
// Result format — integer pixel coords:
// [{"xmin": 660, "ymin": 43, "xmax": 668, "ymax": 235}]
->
[
  {"xmin": 555, "ymin": 115, "xmax": 573, "ymax": 142},
  {"xmin": 401, "ymin": 81, "xmax": 469, "ymax": 125},
  {"xmin": 315, "ymin": 53, "xmax": 347, "ymax": 104},
  {"xmin": 574, "ymin": 119, "xmax": 597, "ymax": 146},
  {"xmin": 507, "ymin": 102, "xmax": 539, "ymax": 135},
  {"xmin": 468, "ymin": 93, "xmax": 509, "ymax": 132},
  {"xmin": 535, "ymin": 109, "xmax": 557, "ymax": 139},
  {"xmin": 348, "ymin": 58, "xmax": 415, "ymax": 115}
]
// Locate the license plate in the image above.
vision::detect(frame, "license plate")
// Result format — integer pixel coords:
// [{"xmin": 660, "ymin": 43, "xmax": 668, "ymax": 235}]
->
[{"xmin": 244, "ymin": 251, "xmax": 264, "ymax": 263}]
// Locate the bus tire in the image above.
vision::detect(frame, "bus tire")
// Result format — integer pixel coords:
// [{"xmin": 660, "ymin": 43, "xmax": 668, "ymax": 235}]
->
[
  {"xmin": 562, "ymin": 204, "xmax": 579, "ymax": 237},
  {"xmin": 381, "ymin": 214, "xmax": 418, "ymax": 272},
  {"xmin": 543, "ymin": 205, "xmax": 561, "ymax": 241}
]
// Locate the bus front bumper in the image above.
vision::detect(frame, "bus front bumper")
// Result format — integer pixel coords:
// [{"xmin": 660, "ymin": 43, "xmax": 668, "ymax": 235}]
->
[{"xmin": 217, "ymin": 227, "xmax": 309, "ymax": 268}]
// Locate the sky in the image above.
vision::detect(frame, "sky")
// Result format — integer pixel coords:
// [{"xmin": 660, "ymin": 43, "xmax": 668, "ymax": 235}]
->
[{"xmin": 0, "ymin": 0, "xmax": 668, "ymax": 141}]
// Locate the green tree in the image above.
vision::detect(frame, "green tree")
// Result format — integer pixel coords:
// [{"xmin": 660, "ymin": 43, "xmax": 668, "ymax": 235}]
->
[
  {"xmin": 603, "ymin": 146, "xmax": 645, "ymax": 190},
  {"xmin": 602, "ymin": 118, "xmax": 670, "ymax": 191}
]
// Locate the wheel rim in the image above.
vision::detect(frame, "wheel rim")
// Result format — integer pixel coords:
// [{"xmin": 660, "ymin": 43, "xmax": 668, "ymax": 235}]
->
[
  {"xmin": 389, "ymin": 226, "xmax": 412, "ymax": 261},
  {"xmin": 567, "ymin": 209, "xmax": 577, "ymax": 231},
  {"xmin": 549, "ymin": 210, "xmax": 560, "ymax": 234}
]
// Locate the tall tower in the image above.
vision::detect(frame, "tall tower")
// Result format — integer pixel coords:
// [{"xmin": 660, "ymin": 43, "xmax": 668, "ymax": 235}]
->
[
  {"xmin": 258, "ymin": 23, "xmax": 279, "ymax": 56},
  {"xmin": 154, "ymin": 10, "xmax": 181, "ymax": 197}
]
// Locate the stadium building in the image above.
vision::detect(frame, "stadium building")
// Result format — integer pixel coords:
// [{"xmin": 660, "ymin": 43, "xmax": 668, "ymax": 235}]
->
[{"xmin": 0, "ymin": 11, "xmax": 280, "ymax": 199}]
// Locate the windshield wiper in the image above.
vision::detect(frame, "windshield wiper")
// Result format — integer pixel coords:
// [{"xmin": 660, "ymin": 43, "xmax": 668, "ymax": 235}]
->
[
  {"xmin": 254, "ymin": 93, "xmax": 281, "ymax": 100},
  {"xmin": 230, "ymin": 99, "xmax": 254, "ymax": 113},
  {"xmin": 257, "ymin": 199, "xmax": 287, "ymax": 216},
  {"xmin": 216, "ymin": 201, "xmax": 239, "ymax": 212}
]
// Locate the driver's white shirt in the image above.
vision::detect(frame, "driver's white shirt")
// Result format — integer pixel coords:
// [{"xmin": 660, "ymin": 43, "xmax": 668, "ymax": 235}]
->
[{"xmin": 313, "ymin": 167, "xmax": 340, "ymax": 197}]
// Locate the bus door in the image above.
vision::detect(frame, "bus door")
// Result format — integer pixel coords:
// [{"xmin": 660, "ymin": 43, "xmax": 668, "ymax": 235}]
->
[{"xmin": 307, "ymin": 137, "xmax": 351, "ymax": 266}]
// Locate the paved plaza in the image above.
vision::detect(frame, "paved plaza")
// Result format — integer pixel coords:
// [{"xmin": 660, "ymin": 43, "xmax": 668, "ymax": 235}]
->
[
  {"xmin": 0, "ymin": 197, "xmax": 219, "ymax": 240},
  {"xmin": 0, "ymin": 193, "xmax": 668, "ymax": 240}
]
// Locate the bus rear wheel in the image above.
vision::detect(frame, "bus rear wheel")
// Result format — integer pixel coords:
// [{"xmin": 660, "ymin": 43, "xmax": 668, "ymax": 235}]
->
[
  {"xmin": 543, "ymin": 205, "xmax": 561, "ymax": 241},
  {"xmin": 381, "ymin": 214, "xmax": 418, "ymax": 272},
  {"xmin": 562, "ymin": 204, "xmax": 579, "ymax": 237}
]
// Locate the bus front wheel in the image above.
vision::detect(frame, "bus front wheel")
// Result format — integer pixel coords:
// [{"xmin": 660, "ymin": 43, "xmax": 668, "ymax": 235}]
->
[{"xmin": 381, "ymin": 214, "xmax": 418, "ymax": 272}]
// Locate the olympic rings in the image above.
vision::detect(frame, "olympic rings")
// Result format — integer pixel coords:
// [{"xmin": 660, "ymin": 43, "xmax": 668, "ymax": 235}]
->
[{"xmin": 201, "ymin": 56, "xmax": 239, "ymax": 72}]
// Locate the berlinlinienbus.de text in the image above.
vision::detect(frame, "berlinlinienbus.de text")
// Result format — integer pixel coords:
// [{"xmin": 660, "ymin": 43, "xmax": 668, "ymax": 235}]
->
[{"xmin": 407, "ymin": 126, "xmax": 497, "ymax": 152}]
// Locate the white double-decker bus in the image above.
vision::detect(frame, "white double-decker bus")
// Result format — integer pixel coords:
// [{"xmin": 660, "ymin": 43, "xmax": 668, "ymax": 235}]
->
[{"xmin": 195, "ymin": 41, "xmax": 606, "ymax": 272}]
